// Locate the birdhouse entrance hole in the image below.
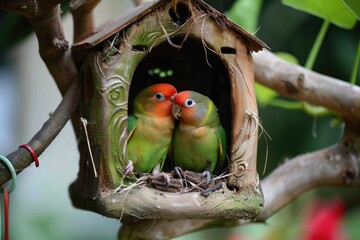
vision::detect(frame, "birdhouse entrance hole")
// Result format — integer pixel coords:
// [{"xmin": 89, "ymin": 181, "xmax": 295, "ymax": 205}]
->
[
  {"xmin": 168, "ymin": 2, "xmax": 191, "ymax": 25},
  {"xmin": 129, "ymin": 36, "xmax": 231, "ymax": 174}
]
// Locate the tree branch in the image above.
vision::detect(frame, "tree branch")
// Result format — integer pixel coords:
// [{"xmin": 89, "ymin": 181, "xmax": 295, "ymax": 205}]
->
[
  {"xmin": 0, "ymin": 0, "xmax": 82, "ymax": 185},
  {"xmin": 29, "ymin": 2, "xmax": 78, "ymax": 97},
  {"xmin": 0, "ymin": 0, "xmax": 40, "ymax": 17},
  {"xmin": 70, "ymin": 0, "xmax": 100, "ymax": 43},
  {"xmin": 0, "ymin": 0, "xmax": 78, "ymax": 96},
  {"xmin": 0, "ymin": 77, "xmax": 81, "ymax": 185},
  {"xmin": 1, "ymin": 0, "xmax": 81, "ymax": 137},
  {"xmin": 259, "ymin": 130, "xmax": 360, "ymax": 220},
  {"xmin": 253, "ymin": 50, "xmax": 360, "ymax": 132}
]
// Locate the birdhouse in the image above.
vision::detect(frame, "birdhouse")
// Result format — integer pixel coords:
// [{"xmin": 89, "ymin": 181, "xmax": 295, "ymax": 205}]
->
[{"xmin": 70, "ymin": 0, "xmax": 266, "ymax": 220}]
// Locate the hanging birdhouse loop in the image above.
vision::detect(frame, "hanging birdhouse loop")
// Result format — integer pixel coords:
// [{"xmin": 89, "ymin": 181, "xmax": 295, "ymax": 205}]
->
[{"xmin": 0, "ymin": 155, "xmax": 17, "ymax": 193}]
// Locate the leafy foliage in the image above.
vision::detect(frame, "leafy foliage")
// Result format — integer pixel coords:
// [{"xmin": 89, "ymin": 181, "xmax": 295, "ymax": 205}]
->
[
  {"xmin": 282, "ymin": 0, "xmax": 357, "ymax": 29},
  {"xmin": 342, "ymin": 0, "xmax": 360, "ymax": 20},
  {"xmin": 226, "ymin": 0, "xmax": 263, "ymax": 33}
]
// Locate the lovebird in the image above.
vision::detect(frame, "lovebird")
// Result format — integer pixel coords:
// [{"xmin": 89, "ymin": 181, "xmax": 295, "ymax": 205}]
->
[
  {"xmin": 171, "ymin": 91, "xmax": 227, "ymax": 177},
  {"xmin": 126, "ymin": 83, "xmax": 177, "ymax": 175}
]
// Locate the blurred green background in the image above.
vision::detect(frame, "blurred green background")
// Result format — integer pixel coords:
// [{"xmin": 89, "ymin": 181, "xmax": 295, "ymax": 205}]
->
[{"xmin": 0, "ymin": 0, "xmax": 359, "ymax": 239}]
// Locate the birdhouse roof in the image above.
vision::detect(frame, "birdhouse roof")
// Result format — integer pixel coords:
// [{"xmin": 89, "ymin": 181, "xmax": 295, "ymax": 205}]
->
[{"xmin": 73, "ymin": 0, "xmax": 266, "ymax": 52}]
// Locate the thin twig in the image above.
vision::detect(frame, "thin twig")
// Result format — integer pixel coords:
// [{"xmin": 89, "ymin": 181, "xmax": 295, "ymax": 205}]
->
[{"xmin": 80, "ymin": 117, "xmax": 98, "ymax": 178}]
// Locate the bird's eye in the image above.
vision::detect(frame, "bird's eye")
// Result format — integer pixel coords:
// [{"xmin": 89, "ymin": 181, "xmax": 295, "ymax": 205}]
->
[
  {"xmin": 184, "ymin": 98, "xmax": 195, "ymax": 108},
  {"xmin": 154, "ymin": 92, "xmax": 165, "ymax": 101}
]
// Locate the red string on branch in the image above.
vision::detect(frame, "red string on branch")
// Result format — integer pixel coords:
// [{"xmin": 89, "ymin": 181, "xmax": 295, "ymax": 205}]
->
[
  {"xmin": 3, "ymin": 188, "xmax": 9, "ymax": 240},
  {"xmin": 0, "ymin": 155, "xmax": 16, "ymax": 240},
  {"xmin": 19, "ymin": 144, "xmax": 40, "ymax": 167}
]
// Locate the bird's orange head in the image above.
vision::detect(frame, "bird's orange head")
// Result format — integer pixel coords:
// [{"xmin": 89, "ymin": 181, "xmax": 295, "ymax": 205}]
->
[{"xmin": 133, "ymin": 83, "xmax": 178, "ymax": 117}]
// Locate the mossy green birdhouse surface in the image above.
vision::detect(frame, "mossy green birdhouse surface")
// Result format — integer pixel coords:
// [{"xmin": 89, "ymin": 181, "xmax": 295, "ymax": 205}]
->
[{"xmin": 70, "ymin": 0, "xmax": 266, "ymax": 220}]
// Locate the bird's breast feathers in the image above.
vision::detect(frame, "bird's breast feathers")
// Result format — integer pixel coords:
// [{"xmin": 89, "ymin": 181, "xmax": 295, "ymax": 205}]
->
[
  {"xmin": 136, "ymin": 114, "xmax": 175, "ymax": 138},
  {"xmin": 178, "ymin": 124, "xmax": 215, "ymax": 139}
]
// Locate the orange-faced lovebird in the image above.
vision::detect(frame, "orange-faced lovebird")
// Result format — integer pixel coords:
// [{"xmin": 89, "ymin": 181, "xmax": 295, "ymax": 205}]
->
[
  {"xmin": 126, "ymin": 83, "xmax": 177, "ymax": 175},
  {"xmin": 171, "ymin": 91, "xmax": 227, "ymax": 180}
]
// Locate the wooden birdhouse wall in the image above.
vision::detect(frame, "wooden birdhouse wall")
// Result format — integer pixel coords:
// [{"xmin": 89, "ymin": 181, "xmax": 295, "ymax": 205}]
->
[{"xmin": 70, "ymin": 0, "xmax": 265, "ymax": 220}]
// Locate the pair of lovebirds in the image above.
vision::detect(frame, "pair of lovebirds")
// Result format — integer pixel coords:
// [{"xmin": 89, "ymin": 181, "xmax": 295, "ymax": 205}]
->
[{"xmin": 126, "ymin": 83, "xmax": 227, "ymax": 179}]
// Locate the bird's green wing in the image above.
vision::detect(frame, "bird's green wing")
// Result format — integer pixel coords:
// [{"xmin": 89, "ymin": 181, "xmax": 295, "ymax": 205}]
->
[
  {"xmin": 127, "ymin": 115, "xmax": 137, "ymax": 140},
  {"xmin": 152, "ymin": 147, "xmax": 168, "ymax": 174},
  {"xmin": 216, "ymin": 125, "xmax": 227, "ymax": 172}
]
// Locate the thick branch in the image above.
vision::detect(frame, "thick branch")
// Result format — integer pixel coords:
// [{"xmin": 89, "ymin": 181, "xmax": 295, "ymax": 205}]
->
[
  {"xmin": 1, "ymin": 0, "xmax": 77, "ymax": 95},
  {"xmin": 70, "ymin": 0, "xmax": 100, "ymax": 43},
  {"xmin": 0, "ymin": 77, "xmax": 81, "ymax": 185},
  {"xmin": 253, "ymin": 50, "xmax": 360, "ymax": 132},
  {"xmin": 259, "ymin": 131, "xmax": 360, "ymax": 220},
  {"xmin": 29, "ymin": 3, "xmax": 77, "ymax": 97},
  {"xmin": 1, "ymin": 0, "xmax": 81, "ymax": 137},
  {"xmin": 0, "ymin": 0, "xmax": 40, "ymax": 17}
]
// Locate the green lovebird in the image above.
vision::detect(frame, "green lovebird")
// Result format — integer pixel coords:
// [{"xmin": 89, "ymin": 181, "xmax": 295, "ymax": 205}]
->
[
  {"xmin": 126, "ymin": 83, "xmax": 177, "ymax": 175},
  {"xmin": 171, "ymin": 91, "xmax": 227, "ymax": 175}
]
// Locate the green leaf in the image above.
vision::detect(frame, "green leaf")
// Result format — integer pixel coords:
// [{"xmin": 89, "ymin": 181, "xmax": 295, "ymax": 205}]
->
[
  {"xmin": 267, "ymin": 99, "xmax": 303, "ymax": 110},
  {"xmin": 226, "ymin": 0, "xmax": 263, "ymax": 33},
  {"xmin": 301, "ymin": 102, "xmax": 331, "ymax": 117},
  {"xmin": 305, "ymin": 19, "xmax": 330, "ymax": 69},
  {"xmin": 275, "ymin": 52, "xmax": 299, "ymax": 64},
  {"xmin": 255, "ymin": 83, "xmax": 278, "ymax": 106},
  {"xmin": 342, "ymin": 0, "xmax": 360, "ymax": 20},
  {"xmin": 350, "ymin": 40, "xmax": 360, "ymax": 85},
  {"xmin": 282, "ymin": 0, "xmax": 357, "ymax": 29}
]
